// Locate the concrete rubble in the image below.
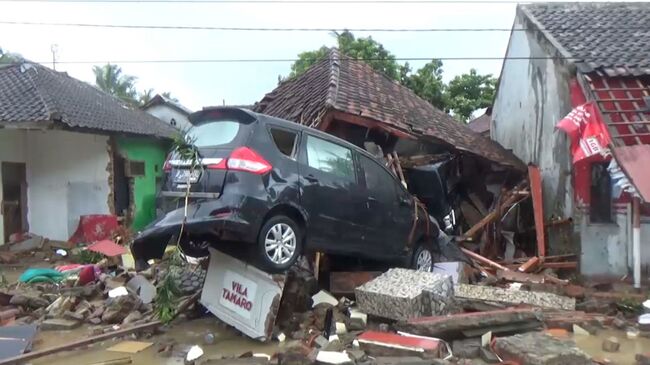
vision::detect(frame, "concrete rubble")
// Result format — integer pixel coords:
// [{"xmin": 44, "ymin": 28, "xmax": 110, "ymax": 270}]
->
[
  {"xmin": 494, "ymin": 332, "xmax": 592, "ymax": 364},
  {"xmin": 355, "ymin": 268, "xmax": 454, "ymax": 321},
  {"xmin": 454, "ymin": 284, "xmax": 576, "ymax": 310}
]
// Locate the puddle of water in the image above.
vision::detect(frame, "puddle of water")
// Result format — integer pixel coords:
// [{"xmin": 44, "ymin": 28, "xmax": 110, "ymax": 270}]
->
[
  {"xmin": 572, "ymin": 328, "xmax": 650, "ymax": 365},
  {"xmin": 32, "ymin": 317, "xmax": 282, "ymax": 365}
]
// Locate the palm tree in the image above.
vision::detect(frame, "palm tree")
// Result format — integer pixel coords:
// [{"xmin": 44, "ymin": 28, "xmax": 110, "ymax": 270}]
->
[
  {"xmin": 93, "ymin": 64, "xmax": 138, "ymax": 105},
  {"xmin": 139, "ymin": 88, "xmax": 155, "ymax": 105}
]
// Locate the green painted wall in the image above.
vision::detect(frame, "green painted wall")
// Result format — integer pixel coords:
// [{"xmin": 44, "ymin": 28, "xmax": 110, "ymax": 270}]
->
[{"xmin": 116, "ymin": 137, "xmax": 170, "ymax": 230}]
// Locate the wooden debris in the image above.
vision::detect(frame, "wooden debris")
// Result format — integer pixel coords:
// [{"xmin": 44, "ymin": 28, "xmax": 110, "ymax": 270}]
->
[
  {"xmin": 462, "ymin": 182, "xmax": 529, "ymax": 240},
  {"xmin": 461, "ymin": 248, "xmax": 509, "ymax": 271},
  {"xmin": 517, "ymin": 257, "xmax": 542, "ymax": 273}
]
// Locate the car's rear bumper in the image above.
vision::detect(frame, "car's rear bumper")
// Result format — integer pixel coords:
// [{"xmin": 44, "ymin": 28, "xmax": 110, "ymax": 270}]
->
[{"xmin": 131, "ymin": 200, "xmax": 257, "ymax": 262}]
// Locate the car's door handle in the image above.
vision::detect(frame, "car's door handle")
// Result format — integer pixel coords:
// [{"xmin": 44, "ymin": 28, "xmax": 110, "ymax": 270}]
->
[{"xmin": 305, "ymin": 175, "xmax": 319, "ymax": 183}]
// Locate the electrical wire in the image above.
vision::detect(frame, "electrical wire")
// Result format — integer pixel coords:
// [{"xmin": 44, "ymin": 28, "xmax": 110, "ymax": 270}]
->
[
  {"xmin": 12, "ymin": 56, "xmax": 613, "ymax": 64},
  {"xmin": 2, "ymin": 20, "xmax": 649, "ymax": 32}
]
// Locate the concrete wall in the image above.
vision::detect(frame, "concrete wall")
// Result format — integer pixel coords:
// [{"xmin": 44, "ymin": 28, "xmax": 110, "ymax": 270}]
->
[
  {"xmin": 25, "ymin": 130, "xmax": 111, "ymax": 240},
  {"xmin": 145, "ymin": 104, "xmax": 191, "ymax": 131},
  {"xmin": 116, "ymin": 136, "xmax": 169, "ymax": 230},
  {"xmin": 491, "ymin": 13, "xmax": 575, "ymax": 253},
  {"xmin": 0, "ymin": 129, "xmax": 28, "ymax": 244}
]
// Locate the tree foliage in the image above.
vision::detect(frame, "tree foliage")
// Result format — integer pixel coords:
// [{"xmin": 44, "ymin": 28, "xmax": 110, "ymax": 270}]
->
[
  {"xmin": 93, "ymin": 64, "xmax": 139, "ymax": 105},
  {"xmin": 0, "ymin": 47, "xmax": 23, "ymax": 66},
  {"xmin": 288, "ymin": 33, "xmax": 497, "ymax": 122},
  {"xmin": 93, "ymin": 64, "xmax": 180, "ymax": 107}
]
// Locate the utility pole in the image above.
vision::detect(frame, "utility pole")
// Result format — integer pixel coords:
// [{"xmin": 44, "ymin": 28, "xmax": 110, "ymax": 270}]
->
[{"xmin": 50, "ymin": 44, "xmax": 59, "ymax": 70}]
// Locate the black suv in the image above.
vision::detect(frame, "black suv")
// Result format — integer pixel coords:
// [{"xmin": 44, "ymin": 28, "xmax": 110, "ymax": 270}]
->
[{"xmin": 131, "ymin": 107, "xmax": 439, "ymax": 272}]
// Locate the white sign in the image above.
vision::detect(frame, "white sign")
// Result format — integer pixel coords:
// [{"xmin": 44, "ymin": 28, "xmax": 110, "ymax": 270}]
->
[{"xmin": 219, "ymin": 270, "xmax": 257, "ymax": 319}]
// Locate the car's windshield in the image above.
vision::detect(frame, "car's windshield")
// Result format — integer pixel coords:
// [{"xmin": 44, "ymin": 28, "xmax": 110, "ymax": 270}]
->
[{"xmin": 187, "ymin": 120, "xmax": 240, "ymax": 147}]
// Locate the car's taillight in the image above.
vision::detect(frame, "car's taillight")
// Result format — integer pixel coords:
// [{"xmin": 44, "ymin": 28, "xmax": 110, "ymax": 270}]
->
[
  {"xmin": 227, "ymin": 147, "xmax": 272, "ymax": 174},
  {"xmin": 206, "ymin": 159, "xmax": 227, "ymax": 170}
]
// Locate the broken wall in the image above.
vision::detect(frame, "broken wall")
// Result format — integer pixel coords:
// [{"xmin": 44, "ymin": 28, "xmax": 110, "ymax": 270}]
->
[
  {"xmin": 25, "ymin": 130, "xmax": 111, "ymax": 240},
  {"xmin": 115, "ymin": 136, "xmax": 169, "ymax": 230},
  {"xmin": 0, "ymin": 129, "xmax": 28, "ymax": 245},
  {"xmin": 491, "ymin": 12, "xmax": 576, "ymax": 254}
]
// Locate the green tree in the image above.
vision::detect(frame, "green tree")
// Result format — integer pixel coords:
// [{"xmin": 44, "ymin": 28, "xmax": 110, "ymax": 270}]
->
[
  {"xmin": 405, "ymin": 59, "xmax": 446, "ymax": 110},
  {"xmin": 0, "ymin": 47, "xmax": 22, "ymax": 65},
  {"xmin": 93, "ymin": 64, "xmax": 138, "ymax": 105},
  {"xmin": 445, "ymin": 69, "xmax": 497, "ymax": 122},
  {"xmin": 289, "ymin": 31, "xmax": 401, "ymax": 81},
  {"xmin": 139, "ymin": 88, "xmax": 155, "ymax": 105}
]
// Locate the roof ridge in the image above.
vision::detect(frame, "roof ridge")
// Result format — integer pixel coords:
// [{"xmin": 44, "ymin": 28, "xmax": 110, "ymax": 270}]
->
[
  {"xmin": 326, "ymin": 47, "xmax": 341, "ymax": 108},
  {"xmin": 22, "ymin": 63, "xmax": 60, "ymax": 121}
]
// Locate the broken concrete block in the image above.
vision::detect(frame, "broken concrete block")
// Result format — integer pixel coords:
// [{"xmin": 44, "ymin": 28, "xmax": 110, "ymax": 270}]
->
[
  {"xmin": 102, "ymin": 294, "xmax": 140, "ymax": 324},
  {"xmin": 636, "ymin": 353, "xmax": 650, "ymax": 365},
  {"xmin": 41, "ymin": 318, "xmax": 81, "ymax": 331},
  {"xmin": 9, "ymin": 234, "xmax": 44, "ymax": 253},
  {"xmin": 355, "ymin": 269, "xmax": 453, "ymax": 321},
  {"xmin": 357, "ymin": 331, "xmax": 442, "ymax": 358},
  {"xmin": 374, "ymin": 357, "xmax": 436, "ymax": 365},
  {"xmin": 479, "ymin": 347, "xmax": 499, "ymax": 363},
  {"xmin": 312, "ymin": 291, "xmax": 339, "ymax": 307},
  {"xmin": 452, "ymin": 338, "xmax": 482, "ymax": 358},
  {"xmin": 122, "ymin": 310, "xmax": 143, "ymax": 324},
  {"xmin": 601, "ymin": 337, "xmax": 620, "ymax": 352},
  {"xmin": 46, "ymin": 296, "xmax": 75, "ymax": 318},
  {"xmin": 494, "ymin": 332, "xmax": 591, "ymax": 364},
  {"xmin": 10, "ymin": 292, "xmax": 49, "ymax": 309},
  {"xmin": 455, "ymin": 284, "xmax": 575, "ymax": 310}
]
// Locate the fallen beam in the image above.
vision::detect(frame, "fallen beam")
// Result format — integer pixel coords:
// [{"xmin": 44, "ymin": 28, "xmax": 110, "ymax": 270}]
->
[
  {"xmin": 461, "ymin": 248, "xmax": 509, "ymax": 271},
  {"xmin": 397, "ymin": 308, "xmax": 541, "ymax": 339},
  {"xmin": 542, "ymin": 262, "xmax": 577, "ymax": 270},
  {"xmin": 517, "ymin": 257, "xmax": 541, "ymax": 273}
]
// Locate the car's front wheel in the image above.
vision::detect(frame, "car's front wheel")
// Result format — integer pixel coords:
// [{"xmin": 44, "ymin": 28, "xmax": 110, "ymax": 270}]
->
[{"xmin": 257, "ymin": 215, "xmax": 302, "ymax": 272}]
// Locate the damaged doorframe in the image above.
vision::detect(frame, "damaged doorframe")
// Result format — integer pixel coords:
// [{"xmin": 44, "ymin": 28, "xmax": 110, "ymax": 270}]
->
[{"xmin": 107, "ymin": 137, "xmax": 136, "ymax": 227}]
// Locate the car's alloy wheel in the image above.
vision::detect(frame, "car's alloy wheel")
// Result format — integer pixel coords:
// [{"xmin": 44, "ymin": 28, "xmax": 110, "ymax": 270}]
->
[
  {"xmin": 264, "ymin": 223, "xmax": 297, "ymax": 265},
  {"xmin": 415, "ymin": 249, "xmax": 433, "ymax": 272}
]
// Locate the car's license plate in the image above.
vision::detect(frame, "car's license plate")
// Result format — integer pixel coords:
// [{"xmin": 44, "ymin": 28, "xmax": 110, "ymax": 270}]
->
[{"xmin": 174, "ymin": 169, "xmax": 201, "ymax": 184}]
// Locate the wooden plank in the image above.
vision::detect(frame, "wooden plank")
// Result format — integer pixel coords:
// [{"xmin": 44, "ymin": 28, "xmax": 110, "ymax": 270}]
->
[
  {"xmin": 462, "ymin": 186, "xmax": 527, "ymax": 240},
  {"xmin": 541, "ymin": 261, "xmax": 577, "ymax": 270},
  {"xmin": 528, "ymin": 165, "xmax": 546, "ymax": 257},
  {"xmin": 517, "ymin": 257, "xmax": 541, "ymax": 273},
  {"xmin": 461, "ymin": 247, "xmax": 509, "ymax": 271}
]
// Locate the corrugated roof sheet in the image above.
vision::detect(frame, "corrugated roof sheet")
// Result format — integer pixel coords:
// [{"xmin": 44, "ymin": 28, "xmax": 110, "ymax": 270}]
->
[
  {"xmin": 613, "ymin": 145, "xmax": 650, "ymax": 202},
  {"xmin": 255, "ymin": 48, "xmax": 524, "ymax": 169},
  {"xmin": 520, "ymin": 2, "xmax": 650, "ymax": 77},
  {"xmin": 0, "ymin": 63, "xmax": 177, "ymax": 138}
]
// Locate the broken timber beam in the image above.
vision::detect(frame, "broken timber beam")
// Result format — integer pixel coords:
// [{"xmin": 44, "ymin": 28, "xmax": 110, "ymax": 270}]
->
[
  {"xmin": 462, "ymin": 182, "xmax": 529, "ymax": 240},
  {"xmin": 461, "ymin": 247, "xmax": 509, "ymax": 271},
  {"xmin": 518, "ymin": 257, "xmax": 542, "ymax": 273}
]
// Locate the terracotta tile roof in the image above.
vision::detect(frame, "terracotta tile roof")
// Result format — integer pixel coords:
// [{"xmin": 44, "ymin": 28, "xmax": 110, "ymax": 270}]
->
[
  {"xmin": 613, "ymin": 145, "xmax": 650, "ymax": 202},
  {"xmin": 520, "ymin": 2, "xmax": 650, "ymax": 77},
  {"xmin": 468, "ymin": 112, "xmax": 491, "ymax": 135},
  {"xmin": 255, "ymin": 49, "xmax": 524, "ymax": 170},
  {"xmin": 0, "ymin": 62, "xmax": 177, "ymax": 138}
]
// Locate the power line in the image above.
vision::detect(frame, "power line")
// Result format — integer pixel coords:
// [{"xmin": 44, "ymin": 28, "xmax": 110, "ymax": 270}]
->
[
  {"xmin": 14, "ymin": 56, "xmax": 601, "ymax": 64},
  {"xmin": 0, "ymin": 0, "xmax": 550, "ymax": 3},
  {"xmin": 2, "ymin": 20, "xmax": 650, "ymax": 32}
]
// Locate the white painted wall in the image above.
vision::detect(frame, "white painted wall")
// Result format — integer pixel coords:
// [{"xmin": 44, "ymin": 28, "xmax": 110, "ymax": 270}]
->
[
  {"xmin": 0, "ymin": 129, "xmax": 28, "ymax": 244},
  {"xmin": 25, "ymin": 130, "xmax": 111, "ymax": 240},
  {"xmin": 145, "ymin": 104, "xmax": 191, "ymax": 131},
  {"xmin": 491, "ymin": 13, "xmax": 575, "ymax": 252}
]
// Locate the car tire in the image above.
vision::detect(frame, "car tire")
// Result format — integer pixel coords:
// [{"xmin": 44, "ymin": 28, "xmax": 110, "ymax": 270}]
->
[
  {"xmin": 257, "ymin": 215, "xmax": 302, "ymax": 272},
  {"xmin": 411, "ymin": 241, "xmax": 436, "ymax": 272},
  {"xmin": 179, "ymin": 237, "xmax": 210, "ymax": 258}
]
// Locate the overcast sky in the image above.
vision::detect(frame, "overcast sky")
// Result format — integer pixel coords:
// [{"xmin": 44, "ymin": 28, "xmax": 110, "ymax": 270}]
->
[{"xmin": 0, "ymin": 0, "xmax": 608, "ymax": 111}]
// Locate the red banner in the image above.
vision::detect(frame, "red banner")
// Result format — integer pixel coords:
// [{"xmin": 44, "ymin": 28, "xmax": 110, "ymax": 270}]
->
[{"xmin": 556, "ymin": 102, "xmax": 612, "ymax": 163}]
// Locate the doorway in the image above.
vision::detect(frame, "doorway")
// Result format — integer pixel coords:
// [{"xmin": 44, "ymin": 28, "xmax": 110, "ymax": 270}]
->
[{"xmin": 2, "ymin": 162, "xmax": 28, "ymax": 241}]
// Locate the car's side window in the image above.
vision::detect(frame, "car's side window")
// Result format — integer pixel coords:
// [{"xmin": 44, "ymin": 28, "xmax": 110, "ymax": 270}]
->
[
  {"xmin": 305, "ymin": 135, "xmax": 355, "ymax": 181},
  {"xmin": 359, "ymin": 155, "xmax": 398, "ymax": 204},
  {"xmin": 269, "ymin": 127, "xmax": 298, "ymax": 158}
]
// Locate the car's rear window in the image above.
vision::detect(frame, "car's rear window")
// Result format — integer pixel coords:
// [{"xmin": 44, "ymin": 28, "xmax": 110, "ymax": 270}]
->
[{"xmin": 188, "ymin": 120, "xmax": 240, "ymax": 147}]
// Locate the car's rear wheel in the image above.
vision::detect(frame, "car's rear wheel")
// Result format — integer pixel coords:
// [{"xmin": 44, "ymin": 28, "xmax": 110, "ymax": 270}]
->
[
  {"xmin": 411, "ymin": 242, "xmax": 436, "ymax": 272},
  {"xmin": 257, "ymin": 215, "xmax": 302, "ymax": 272}
]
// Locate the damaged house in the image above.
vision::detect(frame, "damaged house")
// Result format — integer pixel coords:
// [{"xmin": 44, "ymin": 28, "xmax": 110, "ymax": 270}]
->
[
  {"xmin": 254, "ymin": 48, "xmax": 530, "ymax": 258},
  {"xmin": 492, "ymin": 3, "xmax": 650, "ymax": 280},
  {"xmin": 0, "ymin": 62, "xmax": 176, "ymax": 244}
]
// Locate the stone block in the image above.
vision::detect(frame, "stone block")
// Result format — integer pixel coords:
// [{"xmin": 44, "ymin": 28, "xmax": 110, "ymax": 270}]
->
[
  {"xmin": 355, "ymin": 269, "xmax": 453, "ymax": 321},
  {"xmin": 494, "ymin": 332, "xmax": 591, "ymax": 365},
  {"xmin": 41, "ymin": 318, "xmax": 81, "ymax": 331},
  {"xmin": 636, "ymin": 353, "xmax": 650, "ymax": 365},
  {"xmin": 455, "ymin": 284, "xmax": 575, "ymax": 310},
  {"xmin": 602, "ymin": 337, "xmax": 620, "ymax": 352},
  {"xmin": 452, "ymin": 338, "xmax": 481, "ymax": 358}
]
